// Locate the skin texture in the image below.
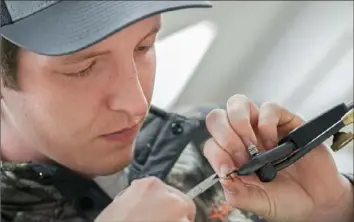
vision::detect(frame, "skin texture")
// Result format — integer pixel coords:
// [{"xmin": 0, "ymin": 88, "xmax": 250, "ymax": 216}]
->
[{"xmin": 204, "ymin": 94, "xmax": 354, "ymax": 222}]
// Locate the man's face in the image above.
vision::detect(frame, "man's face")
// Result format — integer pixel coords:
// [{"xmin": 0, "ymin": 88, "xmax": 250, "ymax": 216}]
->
[{"xmin": 1, "ymin": 16, "xmax": 161, "ymax": 176}]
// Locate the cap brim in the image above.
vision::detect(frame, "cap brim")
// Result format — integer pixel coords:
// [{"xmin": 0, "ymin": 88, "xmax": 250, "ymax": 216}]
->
[{"xmin": 1, "ymin": 1, "xmax": 212, "ymax": 56}]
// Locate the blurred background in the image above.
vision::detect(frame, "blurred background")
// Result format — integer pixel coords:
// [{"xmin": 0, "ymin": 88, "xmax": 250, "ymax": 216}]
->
[{"xmin": 151, "ymin": 1, "xmax": 353, "ymax": 174}]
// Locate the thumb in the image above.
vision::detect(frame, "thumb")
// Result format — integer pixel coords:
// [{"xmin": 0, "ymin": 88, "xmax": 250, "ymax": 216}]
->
[
  {"xmin": 203, "ymin": 138, "xmax": 271, "ymax": 216},
  {"xmin": 222, "ymin": 176, "xmax": 272, "ymax": 217}
]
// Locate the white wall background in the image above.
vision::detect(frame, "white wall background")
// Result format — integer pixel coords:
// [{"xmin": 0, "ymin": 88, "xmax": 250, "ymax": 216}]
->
[{"xmin": 151, "ymin": 1, "xmax": 353, "ymax": 173}]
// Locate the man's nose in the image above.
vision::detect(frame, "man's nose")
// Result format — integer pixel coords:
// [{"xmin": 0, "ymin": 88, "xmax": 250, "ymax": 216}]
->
[{"xmin": 107, "ymin": 60, "xmax": 148, "ymax": 117}]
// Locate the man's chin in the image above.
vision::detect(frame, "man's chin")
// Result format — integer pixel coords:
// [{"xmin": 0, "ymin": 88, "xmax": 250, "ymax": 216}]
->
[
  {"xmin": 94, "ymin": 148, "xmax": 133, "ymax": 176},
  {"xmin": 78, "ymin": 159, "xmax": 131, "ymax": 178},
  {"xmin": 97, "ymin": 159, "xmax": 131, "ymax": 176},
  {"xmin": 68, "ymin": 144, "xmax": 134, "ymax": 177}
]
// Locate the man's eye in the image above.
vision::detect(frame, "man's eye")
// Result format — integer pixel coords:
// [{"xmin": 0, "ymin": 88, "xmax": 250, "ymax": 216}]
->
[
  {"xmin": 136, "ymin": 44, "xmax": 154, "ymax": 53},
  {"xmin": 63, "ymin": 62, "xmax": 95, "ymax": 78}
]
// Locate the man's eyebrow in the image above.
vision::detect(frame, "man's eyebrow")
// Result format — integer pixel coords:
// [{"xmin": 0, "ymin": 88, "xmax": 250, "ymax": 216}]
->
[
  {"xmin": 61, "ymin": 50, "xmax": 109, "ymax": 64},
  {"xmin": 140, "ymin": 24, "xmax": 162, "ymax": 41}
]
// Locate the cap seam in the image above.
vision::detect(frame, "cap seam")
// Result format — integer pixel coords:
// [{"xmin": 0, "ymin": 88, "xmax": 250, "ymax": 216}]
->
[
  {"xmin": 5, "ymin": 1, "xmax": 59, "ymax": 24},
  {"xmin": 0, "ymin": 0, "xmax": 12, "ymax": 26}
]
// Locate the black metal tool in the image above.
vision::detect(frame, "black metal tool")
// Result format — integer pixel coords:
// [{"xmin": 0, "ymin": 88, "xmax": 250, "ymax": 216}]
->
[{"xmin": 232, "ymin": 101, "xmax": 354, "ymax": 182}]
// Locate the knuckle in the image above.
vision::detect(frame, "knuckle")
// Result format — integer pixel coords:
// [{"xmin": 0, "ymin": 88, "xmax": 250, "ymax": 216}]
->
[
  {"xmin": 259, "ymin": 102, "xmax": 282, "ymax": 126},
  {"xmin": 226, "ymin": 94, "xmax": 250, "ymax": 111},
  {"xmin": 260, "ymin": 101, "xmax": 281, "ymax": 111},
  {"xmin": 132, "ymin": 176, "xmax": 163, "ymax": 191},
  {"xmin": 130, "ymin": 178, "xmax": 142, "ymax": 188},
  {"xmin": 144, "ymin": 176, "xmax": 163, "ymax": 188},
  {"xmin": 226, "ymin": 95, "xmax": 251, "ymax": 120},
  {"xmin": 206, "ymin": 108, "xmax": 224, "ymax": 122},
  {"xmin": 227, "ymin": 94, "xmax": 250, "ymax": 106}
]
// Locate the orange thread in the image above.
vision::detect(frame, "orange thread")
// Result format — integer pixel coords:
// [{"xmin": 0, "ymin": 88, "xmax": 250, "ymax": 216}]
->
[{"xmin": 208, "ymin": 202, "xmax": 233, "ymax": 222}]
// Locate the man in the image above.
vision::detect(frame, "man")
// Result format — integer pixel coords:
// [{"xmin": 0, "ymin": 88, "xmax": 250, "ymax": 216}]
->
[{"xmin": 1, "ymin": 1, "xmax": 353, "ymax": 222}]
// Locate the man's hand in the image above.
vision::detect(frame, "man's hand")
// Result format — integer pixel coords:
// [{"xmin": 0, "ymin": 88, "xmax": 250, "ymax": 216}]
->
[
  {"xmin": 204, "ymin": 95, "xmax": 353, "ymax": 222},
  {"xmin": 95, "ymin": 177, "xmax": 196, "ymax": 222}
]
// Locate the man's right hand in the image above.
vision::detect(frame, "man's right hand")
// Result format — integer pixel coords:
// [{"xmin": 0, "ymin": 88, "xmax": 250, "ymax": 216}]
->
[
  {"xmin": 95, "ymin": 177, "xmax": 196, "ymax": 222},
  {"xmin": 203, "ymin": 95, "xmax": 353, "ymax": 222}
]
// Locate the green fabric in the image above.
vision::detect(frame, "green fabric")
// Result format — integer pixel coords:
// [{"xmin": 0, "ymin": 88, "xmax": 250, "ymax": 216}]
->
[{"xmin": 1, "ymin": 162, "xmax": 87, "ymax": 222}]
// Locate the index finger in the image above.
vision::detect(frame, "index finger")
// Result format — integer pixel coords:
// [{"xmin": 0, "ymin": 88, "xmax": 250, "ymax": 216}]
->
[
  {"xmin": 226, "ymin": 94, "xmax": 260, "ymax": 147},
  {"xmin": 203, "ymin": 137, "xmax": 236, "ymax": 176}
]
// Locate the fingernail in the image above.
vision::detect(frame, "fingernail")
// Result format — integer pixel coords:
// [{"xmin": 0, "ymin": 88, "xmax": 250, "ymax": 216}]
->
[
  {"xmin": 219, "ymin": 164, "xmax": 232, "ymax": 178},
  {"xmin": 220, "ymin": 173, "xmax": 240, "ymax": 194}
]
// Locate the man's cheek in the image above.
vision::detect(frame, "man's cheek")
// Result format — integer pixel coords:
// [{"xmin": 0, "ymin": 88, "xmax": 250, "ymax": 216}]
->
[
  {"xmin": 137, "ymin": 49, "xmax": 156, "ymax": 102},
  {"xmin": 143, "ymin": 77, "xmax": 155, "ymax": 104},
  {"xmin": 141, "ymin": 70, "xmax": 156, "ymax": 104},
  {"xmin": 33, "ymin": 103, "xmax": 81, "ymax": 141}
]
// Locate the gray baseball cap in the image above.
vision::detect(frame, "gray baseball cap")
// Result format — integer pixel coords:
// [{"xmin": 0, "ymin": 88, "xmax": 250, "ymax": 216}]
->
[{"xmin": 0, "ymin": 1, "xmax": 212, "ymax": 56}]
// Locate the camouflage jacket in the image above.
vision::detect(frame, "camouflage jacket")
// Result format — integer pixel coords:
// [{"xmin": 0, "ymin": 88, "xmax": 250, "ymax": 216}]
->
[{"xmin": 2, "ymin": 105, "xmax": 351, "ymax": 222}]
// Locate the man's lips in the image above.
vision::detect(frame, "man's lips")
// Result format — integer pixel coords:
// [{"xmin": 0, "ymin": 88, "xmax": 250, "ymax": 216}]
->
[{"xmin": 101, "ymin": 124, "xmax": 140, "ymax": 143}]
